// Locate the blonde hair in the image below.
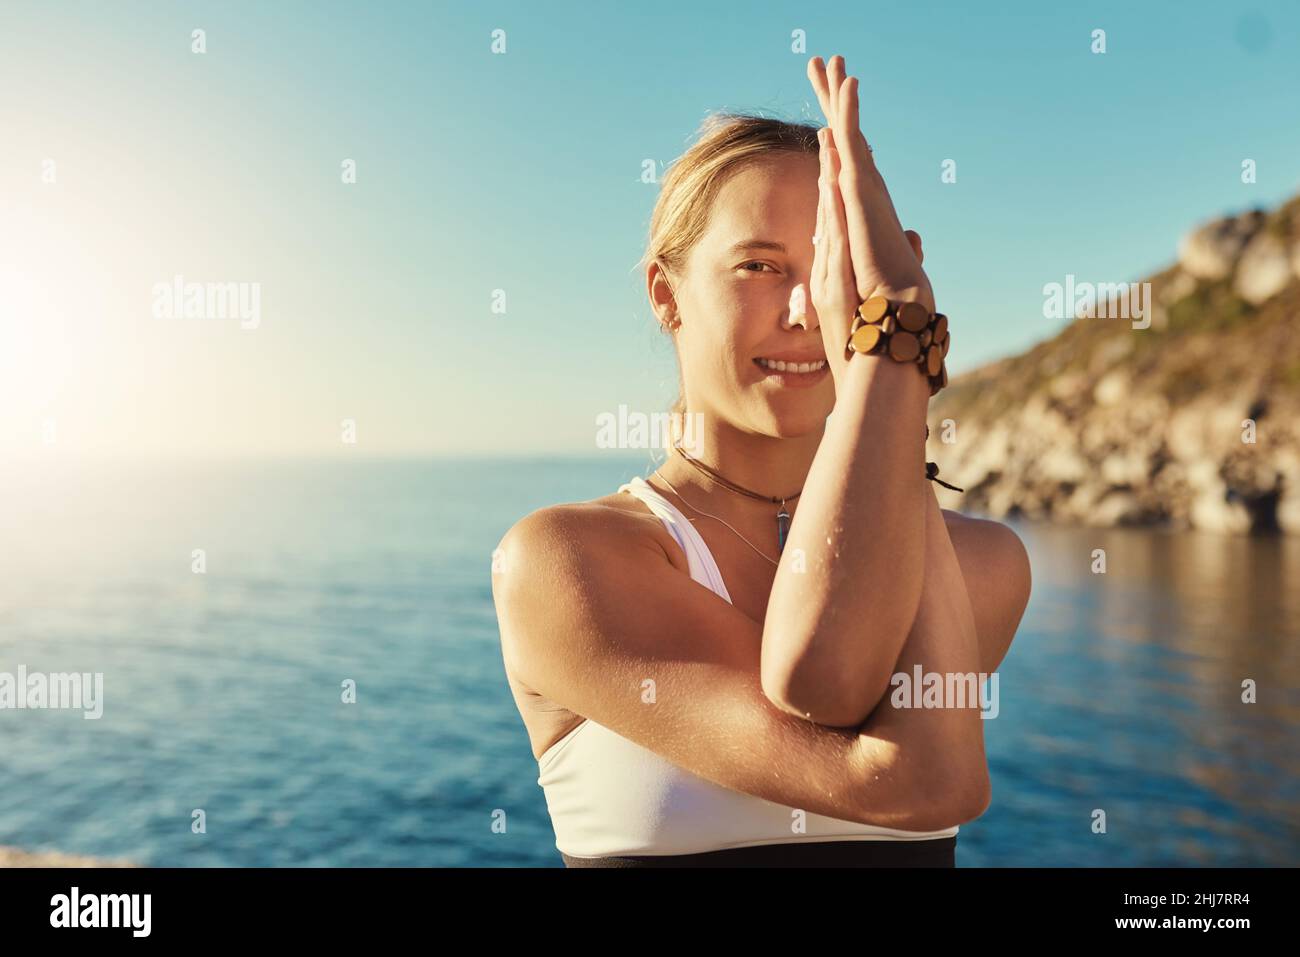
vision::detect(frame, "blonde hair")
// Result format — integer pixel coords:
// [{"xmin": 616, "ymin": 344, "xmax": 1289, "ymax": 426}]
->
[{"xmin": 638, "ymin": 112, "xmax": 821, "ymax": 420}]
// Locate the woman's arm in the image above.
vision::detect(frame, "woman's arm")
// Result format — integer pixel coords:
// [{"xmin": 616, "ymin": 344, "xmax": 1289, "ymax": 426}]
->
[
  {"xmin": 761, "ymin": 352, "xmax": 931, "ymax": 726},
  {"xmin": 494, "ymin": 505, "xmax": 988, "ymax": 831},
  {"xmin": 850, "ymin": 480, "xmax": 993, "ymax": 815},
  {"xmin": 760, "ymin": 56, "xmax": 941, "ymax": 726},
  {"xmin": 945, "ymin": 514, "xmax": 1033, "ymax": 674}
]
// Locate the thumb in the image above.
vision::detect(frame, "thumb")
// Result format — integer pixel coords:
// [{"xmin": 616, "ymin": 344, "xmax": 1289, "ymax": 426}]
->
[{"xmin": 904, "ymin": 229, "xmax": 923, "ymax": 265}]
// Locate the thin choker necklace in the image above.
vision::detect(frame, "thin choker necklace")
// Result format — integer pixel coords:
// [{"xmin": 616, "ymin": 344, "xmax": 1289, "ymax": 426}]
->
[
  {"xmin": 667, "ymin": 444, "xmax": 801, "ymax": 556},
  {"xmin": 651, "ymin": 470, "xmax": 781, "ymax": 567},
  {"xmin": 651, "ymin": 431, "xmax": 965, "ymax": 562}
]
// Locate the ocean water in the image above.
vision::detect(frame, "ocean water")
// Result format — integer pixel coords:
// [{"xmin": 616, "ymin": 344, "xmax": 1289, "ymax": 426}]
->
[{"xmin": 1, "ymin": 456, "xmax": 1296, "ymax": 867}]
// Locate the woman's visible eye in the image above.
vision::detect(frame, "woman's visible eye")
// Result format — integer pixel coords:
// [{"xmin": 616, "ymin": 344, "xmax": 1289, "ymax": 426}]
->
[{"xmin": 738, "ymin": 261, "xmax": 777, "ymax": 274}]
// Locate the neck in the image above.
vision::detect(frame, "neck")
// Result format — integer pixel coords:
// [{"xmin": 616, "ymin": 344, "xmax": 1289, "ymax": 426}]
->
[{"xmin": 653, "ymin": 410, "xmax": 824, "ymax": 523}]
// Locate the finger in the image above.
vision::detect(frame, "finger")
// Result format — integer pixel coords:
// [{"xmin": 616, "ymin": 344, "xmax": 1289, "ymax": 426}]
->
[
  {"xmin": 838, "ymin": 75, "xmax": 877, "ymax": 178},
  {"xmin": 810, "ymin": 58, "xmax": 838, "ymax": 132},
  {"xmin": 835, "ymin": 76, "xmax": 874, "ymax": 248},
  {"xmin": 832, "ymin": 75, "xmax": 871, "ymax": 196},
  {"xmin": 806, "ymin": 57, "xmax": 833, "ymax": 123},
  {"xmin": 844, "ymin": 73, "xmax": 873, "ymax": 157},
  {"xmin": 839, "ymin": 75, "xmax": 865, "ymax": 163},
  {"xmin": 833, "ymin": 82, "xmax": 909, "ymax": 298},
  {"xmin": 822, "ymin": 133, "xmax": 855, "ymax": 308},
  {"xmin": 813, "ymin": 129, "xmax": 829, "ymax": 293},
  {"xmin": 905, "ymin": 229, "xmax": 924, "ymax": 265},
  {"xmin": 843, "ymin": 75, "xmax": 903, "ymax": 233},
  {"xmin": 826, "ymin": 56, "xmax": 846, "ymax": 132}
]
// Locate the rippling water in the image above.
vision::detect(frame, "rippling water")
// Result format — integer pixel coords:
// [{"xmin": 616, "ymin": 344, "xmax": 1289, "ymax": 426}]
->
[{"xmin": 1, "ymin": 457, "xmax": 1296, "ymax": 866}]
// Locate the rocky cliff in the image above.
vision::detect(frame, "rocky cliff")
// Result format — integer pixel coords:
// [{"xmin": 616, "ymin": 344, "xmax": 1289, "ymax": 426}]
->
[{"xmin": 927, "ymin": 194, "xmax": 1300, "ymax": 534}]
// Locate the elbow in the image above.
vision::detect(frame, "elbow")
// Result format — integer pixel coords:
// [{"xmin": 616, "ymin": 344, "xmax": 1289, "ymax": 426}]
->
[
  {"xmin": 950, "ymin": 772, "xmax": 992, "ymax": 823},
  {"xmin": 904, "ymin": 769, "xmax": 992, "ymax": 831},
  {"xmin": 762, "ymin": 670, "xmax": 879, "ymax": 729},
  {"xmin": 761, "ymin": 640, "xmax": 903, "ymax": 729}
]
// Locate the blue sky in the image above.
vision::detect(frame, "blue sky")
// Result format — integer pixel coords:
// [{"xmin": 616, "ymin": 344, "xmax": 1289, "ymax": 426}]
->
[{"xmin": 2, "ymin": 0, "xmax": 1298, "ymax": 457}]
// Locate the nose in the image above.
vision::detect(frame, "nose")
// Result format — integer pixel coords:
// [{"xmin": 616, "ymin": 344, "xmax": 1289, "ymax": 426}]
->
[{"xmin": 782, "ymin": 281, "xmax": 818, "ymax": 332}]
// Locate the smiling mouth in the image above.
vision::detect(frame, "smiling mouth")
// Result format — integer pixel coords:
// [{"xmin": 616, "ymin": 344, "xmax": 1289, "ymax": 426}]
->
[{"xmin": 754, "ymin": 357, "xmax": 828, "ymax": 374}]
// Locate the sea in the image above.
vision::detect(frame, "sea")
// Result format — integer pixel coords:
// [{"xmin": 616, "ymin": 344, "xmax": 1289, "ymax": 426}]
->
[{"xmin": 1, "ymin": 456, "xmax": 1296, "ymax": 866}]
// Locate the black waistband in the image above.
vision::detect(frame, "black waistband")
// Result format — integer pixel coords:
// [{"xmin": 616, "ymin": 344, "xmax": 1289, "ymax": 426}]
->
[{"xmin": 561, "ymin": 836, "xmax": 956, "ymax": 868}]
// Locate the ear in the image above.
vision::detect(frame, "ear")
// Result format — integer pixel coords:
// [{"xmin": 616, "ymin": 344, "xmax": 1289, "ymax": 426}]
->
[
  {"xmin": 904, "ymin": 229, "xmax": 923, "ymax": 265},
  {"xmin": 647, "ymin": 259, "xmax": 679, "ymax": 330}
]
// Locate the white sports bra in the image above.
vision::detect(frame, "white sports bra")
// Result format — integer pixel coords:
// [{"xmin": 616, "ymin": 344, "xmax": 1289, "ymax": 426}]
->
[{"xmin": 534, "ymin": 474, "xmax": 959, "ymax": 859}]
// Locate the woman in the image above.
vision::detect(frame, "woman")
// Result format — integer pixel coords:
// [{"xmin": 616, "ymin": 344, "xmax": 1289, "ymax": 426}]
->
[{"xmin": 492, "ymin": 55, "xmax": 1032, "ymax": 867}]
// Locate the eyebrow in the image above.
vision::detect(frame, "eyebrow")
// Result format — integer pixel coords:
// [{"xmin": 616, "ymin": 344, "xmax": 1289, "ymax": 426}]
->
[{"xmin": 729, "ymin": 239, "xmax": 788, "ymax": 254}]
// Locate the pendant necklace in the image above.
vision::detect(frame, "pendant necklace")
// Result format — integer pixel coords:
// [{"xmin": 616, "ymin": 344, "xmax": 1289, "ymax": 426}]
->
[{"xmin": 665, "ymin": 443, "xmax": 802, "ymax": 557}]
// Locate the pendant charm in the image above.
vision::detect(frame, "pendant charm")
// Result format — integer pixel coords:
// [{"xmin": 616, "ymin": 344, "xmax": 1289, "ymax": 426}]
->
[{"xmin": 776, "ymin": 504, "xmax": 791, "ymax": 554}]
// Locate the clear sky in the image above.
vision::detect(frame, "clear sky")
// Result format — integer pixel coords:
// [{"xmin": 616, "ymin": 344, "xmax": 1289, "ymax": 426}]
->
[{"xmin": 2, "ymin": 0, "xmax": 1298, "ymax": 458}]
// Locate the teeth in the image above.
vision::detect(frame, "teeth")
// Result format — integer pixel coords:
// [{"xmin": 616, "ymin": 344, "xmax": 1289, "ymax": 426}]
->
[{"xmin": 757, "ymin": 357, "xmax": 827, "ymax": 374}]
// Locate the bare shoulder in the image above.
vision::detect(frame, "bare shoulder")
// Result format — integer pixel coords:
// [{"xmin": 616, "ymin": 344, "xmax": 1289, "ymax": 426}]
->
[
  {"xmin": 494, "ymin": 489, "xmax": 681, "ymax": 579},
  {"xmin": 490, "ymin": 491, "xmax": 686, "ymax": 676},
  {"xmin": 942, "ymin": 509, "xmax": 1031, "ymax": 593},
  {"xmin": 941, "ymin": 510, "xmax": 1032, "ymax": 669},
  {"xmin": 944, "ymin": 508, "xmax": 1028, "ymax": 560}
]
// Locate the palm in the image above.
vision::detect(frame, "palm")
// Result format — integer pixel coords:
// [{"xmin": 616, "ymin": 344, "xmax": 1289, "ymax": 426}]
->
[{"xmin": 806, "ymin": 56, "xmax": 933, "ymax": 309}]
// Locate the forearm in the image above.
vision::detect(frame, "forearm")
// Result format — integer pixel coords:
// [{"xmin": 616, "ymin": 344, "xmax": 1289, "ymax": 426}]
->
[
  {"xmin": 761, "ymin": 347, "xmax": 932, "ymax": 727},
  {"xmin": 854, "ymin": 482, "xmax": 990, "ymax": 824}
]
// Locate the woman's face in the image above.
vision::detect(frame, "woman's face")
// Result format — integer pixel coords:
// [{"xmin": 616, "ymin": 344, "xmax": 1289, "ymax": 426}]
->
[{"xmin": 660, "ymin": 150, "xmax": 835, "ymax": 437}]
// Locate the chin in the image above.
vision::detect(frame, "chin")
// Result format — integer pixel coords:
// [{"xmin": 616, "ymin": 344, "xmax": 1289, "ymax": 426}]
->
[{"xmin": 752, "ymin": 400, "xmax": 832, "ymax": 438}]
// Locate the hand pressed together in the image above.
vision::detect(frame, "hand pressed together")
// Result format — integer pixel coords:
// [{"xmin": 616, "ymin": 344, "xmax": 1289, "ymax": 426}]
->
[{"xmin": 805, "ymin": 54, "xmax": 934, "ymax": 385}]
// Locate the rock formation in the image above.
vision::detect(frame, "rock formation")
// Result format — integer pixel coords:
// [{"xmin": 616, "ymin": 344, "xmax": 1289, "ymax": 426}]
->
[{"xmin": 928, "ymin": 194, "xmax": 1300, "ymax": 534}]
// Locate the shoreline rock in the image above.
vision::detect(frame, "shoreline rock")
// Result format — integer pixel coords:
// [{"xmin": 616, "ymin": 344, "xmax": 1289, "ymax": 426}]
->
[{"xmin": 929, "ymin": 194, "xmax": 1300, "ymax": 534}]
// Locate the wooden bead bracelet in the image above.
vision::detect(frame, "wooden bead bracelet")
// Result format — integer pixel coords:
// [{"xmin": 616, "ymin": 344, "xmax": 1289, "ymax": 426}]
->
[{"xmin": 845, "ymin": 296, "xmax": 951, "ymax": 397}]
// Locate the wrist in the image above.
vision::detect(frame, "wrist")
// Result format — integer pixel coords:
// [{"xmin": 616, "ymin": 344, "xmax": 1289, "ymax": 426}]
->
[
  {"xmin": 866, "ymin": 282, "xmax": 935, "ymax": 314},
  {"xmin": 834, "ymin": 344, "xmax": 933, "ymax": 410}
]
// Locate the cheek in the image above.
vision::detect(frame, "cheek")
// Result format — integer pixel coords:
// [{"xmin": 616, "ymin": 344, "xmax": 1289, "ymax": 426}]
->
[
  {"xmin": 678, "ymin": 278, "xmax": 774, "ymax": 381},
  {"xmin": 679, "ymin": 324, "xmax": 749, "ymax": 386},
  {"xmin": 732, "ymin": 277, "xmax": 783, "ymax": 310}
]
